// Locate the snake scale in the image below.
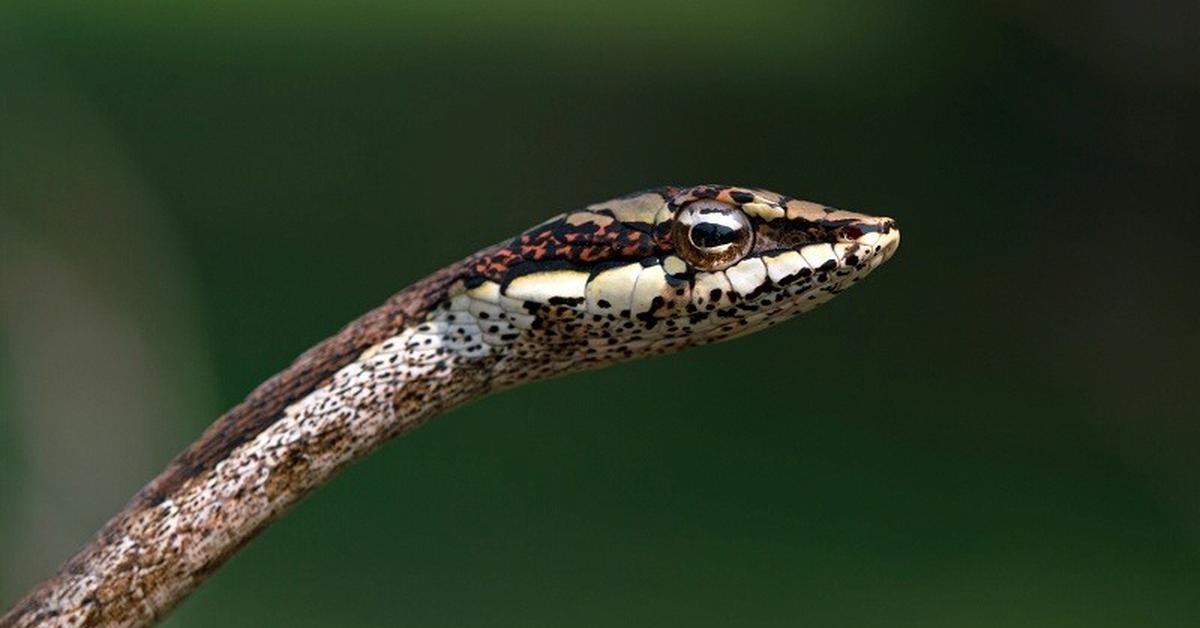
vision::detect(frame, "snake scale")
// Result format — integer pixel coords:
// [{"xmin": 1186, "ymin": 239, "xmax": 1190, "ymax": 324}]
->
[{"xmin": 2, "ymin": 184, "xmax": 899, "ymax": 627}]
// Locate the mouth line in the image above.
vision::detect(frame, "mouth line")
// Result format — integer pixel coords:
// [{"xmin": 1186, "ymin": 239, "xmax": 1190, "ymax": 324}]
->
[
  {"xmin": 752, "ymin": 222, "xmax": 900, "ymax": 283},
  {"xmin": 758, "ymin": 217, "xmax": 898, "ymax": 251}
]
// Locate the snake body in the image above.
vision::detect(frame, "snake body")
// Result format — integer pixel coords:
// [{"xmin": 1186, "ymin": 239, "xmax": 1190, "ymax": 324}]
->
[{"xmin": 2, "ymin": 184, "xmax": 899, "ymax": 627}]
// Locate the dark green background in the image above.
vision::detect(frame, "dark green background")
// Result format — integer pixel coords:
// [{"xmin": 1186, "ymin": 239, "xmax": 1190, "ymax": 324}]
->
[{"xmin": 2, "ymin": 2, "xmax": 1198, "ymax": 626}]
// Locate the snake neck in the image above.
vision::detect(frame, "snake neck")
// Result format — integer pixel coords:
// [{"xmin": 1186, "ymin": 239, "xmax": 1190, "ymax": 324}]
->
[{"xmin": 0, "ymin": 256, "xmax": 503, "ymax": 628}]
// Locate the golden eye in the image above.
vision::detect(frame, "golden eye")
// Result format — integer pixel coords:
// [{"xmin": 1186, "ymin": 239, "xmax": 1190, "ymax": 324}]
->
[{"xmin": 671, "ymin": 200, "xmax": 755, "ymax": 271}]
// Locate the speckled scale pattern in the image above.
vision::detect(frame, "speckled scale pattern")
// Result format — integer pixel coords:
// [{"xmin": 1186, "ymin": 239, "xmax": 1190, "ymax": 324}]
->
[
  {"xmin": 2, "ymin": 184, "xmax": 898, "ymax": 628},
  {"xmin": 471, "ymin": 187, "xmax": 677, "ymax": 282}
]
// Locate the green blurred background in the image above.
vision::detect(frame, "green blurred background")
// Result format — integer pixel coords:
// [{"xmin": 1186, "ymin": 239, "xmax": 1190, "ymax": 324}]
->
[{"xmin": 2, "ymin": 2, "xmax": 1199, "ymax": 626}]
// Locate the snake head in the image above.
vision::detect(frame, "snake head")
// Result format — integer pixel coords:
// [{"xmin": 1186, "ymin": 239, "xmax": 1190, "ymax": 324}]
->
[
  {"xmin": 655, "ymin": 185, "xmax": 900, "ymax": 315},
  {"xmin": 455, "ymin": 184, "xmax": 899, "ymax": 382}
]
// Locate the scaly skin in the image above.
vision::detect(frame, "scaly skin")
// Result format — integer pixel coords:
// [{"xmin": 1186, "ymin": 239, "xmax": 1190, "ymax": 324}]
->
[{"xmin": 2, "ymin": 184, "xmax": 899, "ymax": 627}]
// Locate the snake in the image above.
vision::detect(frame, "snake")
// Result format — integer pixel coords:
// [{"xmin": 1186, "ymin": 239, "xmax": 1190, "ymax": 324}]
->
[{"xmin": 1, "ymin": 184, "xmax": 899, "ymax": 627}]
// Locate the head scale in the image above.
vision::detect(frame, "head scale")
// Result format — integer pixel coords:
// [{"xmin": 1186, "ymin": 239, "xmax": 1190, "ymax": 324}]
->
[{"xmin": 445, "ymin": 184, "xmax": 899, "ymax": 387}]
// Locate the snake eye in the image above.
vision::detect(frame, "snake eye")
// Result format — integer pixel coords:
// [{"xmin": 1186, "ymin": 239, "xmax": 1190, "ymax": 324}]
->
[{"xmin": 671, "ymin": 200, "xmax": 755, "ymax": 270}]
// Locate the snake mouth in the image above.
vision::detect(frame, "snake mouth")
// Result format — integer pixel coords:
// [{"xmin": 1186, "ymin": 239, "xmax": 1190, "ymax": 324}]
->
[
  {"xmin": 829, "ymin": 217, "xmax": 900, "ymax": 280},
  {"xmin": 841, "ymin": 217, "xmax": 900, "ymax": 267},
  {"xmin": 762, "ymin": 216, "xmax": 896, "ymax": 247},
  {"xmin": 756, "ymin": 215, "xmax": 899, "ymax": 275}
]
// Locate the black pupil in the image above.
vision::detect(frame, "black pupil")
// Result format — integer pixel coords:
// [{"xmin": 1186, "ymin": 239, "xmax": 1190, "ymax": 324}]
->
[{"xmin": 690, "ymin": 222, "xmax": 741, "ymax": 248}]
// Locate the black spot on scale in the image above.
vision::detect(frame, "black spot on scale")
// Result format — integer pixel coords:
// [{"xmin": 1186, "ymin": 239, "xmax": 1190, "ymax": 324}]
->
[
  {"xmin": 777, "ymin": 268, "xmax": 812, "ymax": 286},
  {"xmin": 743, "ymin": 282, "xmax": 773, "ymax": 300},
  {"xmin": 819, "ymin": 259, "xmax": 837, "ymax": 272},
  {"xmin": 665, "ymin": 273, "xmax": 692, "ymax": 288},
  {"xmin": 729, "ymin": 191, "xmax": 754, "ymax": 204},
  {"xmin": 597, "ymin": 299, "xmax": 612, "ymax": 309},
  {"xmin": 548, "ymin": 217, "xmax": 604, "ymax": 240},
  {"xmin": 653, "ymin": 221, "xmax": 672, "ymax": 241},
  {"xmin": 463, "ymin": 275, "xmax": 487, "ymax": 289},
  {"xmin": 640, "ymin": 257, "xmax": 660, "ymax": 268},
  {"xmin": 549, "ymin": 296, "xmax": 585, "ymax": 306},
  {"xmin": 710, "ymin": 288, "xmax": 723, "ymax": 301}
]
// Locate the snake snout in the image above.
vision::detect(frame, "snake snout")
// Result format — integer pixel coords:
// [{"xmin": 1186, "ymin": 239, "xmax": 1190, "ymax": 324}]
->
[
  {"xmin": 831, "ymin": 216, "xmax": 900, "ymax": 270},
  {"xmin": 872, "ymin": 218, "xmax": 901, "ymax": 260}
]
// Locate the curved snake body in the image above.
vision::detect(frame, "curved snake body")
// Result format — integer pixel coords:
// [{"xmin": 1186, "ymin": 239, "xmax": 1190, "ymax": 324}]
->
[{"xmin": 2, "ymin": 184, "xmax": 899, "ymax": 627}]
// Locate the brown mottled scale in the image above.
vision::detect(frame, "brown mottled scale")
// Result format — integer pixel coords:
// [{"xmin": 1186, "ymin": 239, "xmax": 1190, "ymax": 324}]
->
[{"xmin": 1, "ymin": 185, "xmax": 899, "ymax": 628}]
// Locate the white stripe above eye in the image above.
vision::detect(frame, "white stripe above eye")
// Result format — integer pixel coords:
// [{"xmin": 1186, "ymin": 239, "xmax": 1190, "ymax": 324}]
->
[
  {"xmin": 586, "ymin": 192, "xmax": 664, "ymax": 225},
  {"xmin": 682, "ymin": 210, "xmax": 746, "ymax": 231},
  {"xmin": 741, "ymin": 202, "xmax": 784, "ymax": 221}
]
